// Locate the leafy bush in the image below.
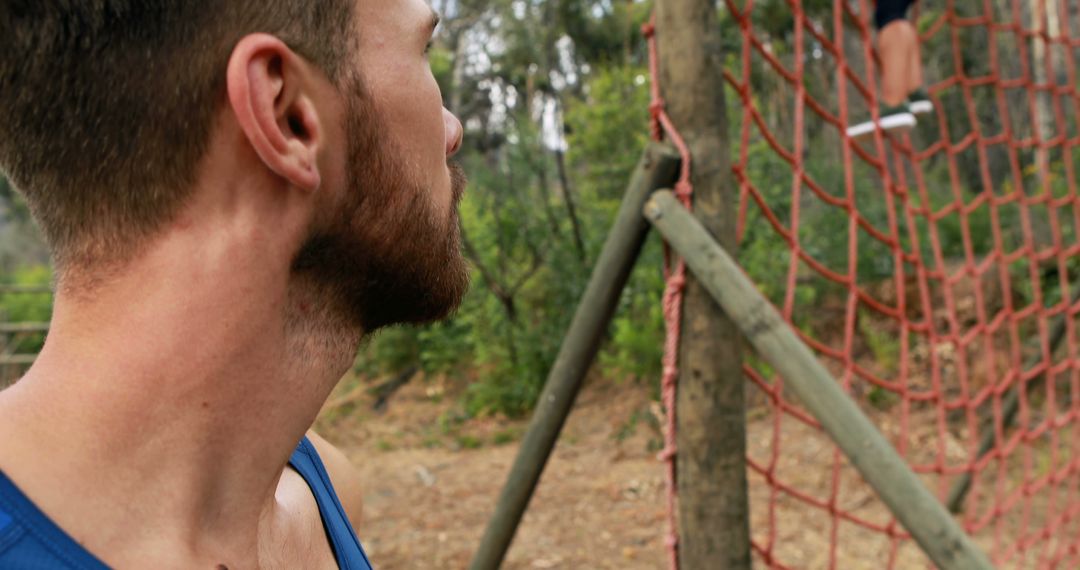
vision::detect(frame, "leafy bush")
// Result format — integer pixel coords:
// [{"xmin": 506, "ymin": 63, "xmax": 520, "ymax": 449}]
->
[{"xmin": 0, "ymin": 265, "xmax": 53, "ymax": 354}]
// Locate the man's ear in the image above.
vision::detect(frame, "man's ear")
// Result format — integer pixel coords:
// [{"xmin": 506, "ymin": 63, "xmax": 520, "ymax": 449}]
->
[{"xmin": 226, "ymin": 33, "xmax": 323, "ymax": 193}]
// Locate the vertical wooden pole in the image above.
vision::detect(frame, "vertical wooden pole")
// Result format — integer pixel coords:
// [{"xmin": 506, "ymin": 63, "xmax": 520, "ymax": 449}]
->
[
  {"xmin": 645, "ymin": 190, "xmax": 995, "ymax": 570},
  {"xmin": 654, "ymin": 0, "xmax": 751, "ymax": 567}
]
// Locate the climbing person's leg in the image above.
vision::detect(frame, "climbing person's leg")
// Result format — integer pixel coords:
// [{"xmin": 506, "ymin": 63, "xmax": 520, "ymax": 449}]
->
[
  {"xmin": 906, "ymin": 20, "xmax": 925, "ymax": 94},
  {"xmin": 878, "ymin": 18, "xmax": 917, "ymax": 107},
  {"xmin": 904, "ymin": 14, "xmax": 933, "ymax": 116},
  {"xmin": 846, "ymin": 0, "xmax": 919, "ymax": 139}
]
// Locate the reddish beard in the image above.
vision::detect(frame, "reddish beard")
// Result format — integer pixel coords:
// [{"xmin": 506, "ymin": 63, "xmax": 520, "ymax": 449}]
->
[{"xmin": 290, "ymin": 78, "xmax": 470, "ymax": 333}]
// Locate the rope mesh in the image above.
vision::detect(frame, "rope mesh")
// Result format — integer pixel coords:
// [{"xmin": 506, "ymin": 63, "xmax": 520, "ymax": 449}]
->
[{"xmin": 649, "ymin": 0, "xmax": 1080, "ymax": 567}]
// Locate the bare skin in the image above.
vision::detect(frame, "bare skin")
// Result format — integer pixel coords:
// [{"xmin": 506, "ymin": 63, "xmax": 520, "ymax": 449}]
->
[
  {"xmin": 0, "ymin": 0, "xmax": 462, "ymax": 567},
  {"xmin": 879, "ymin": 19, "xmax": 923, "ymax": 106}
]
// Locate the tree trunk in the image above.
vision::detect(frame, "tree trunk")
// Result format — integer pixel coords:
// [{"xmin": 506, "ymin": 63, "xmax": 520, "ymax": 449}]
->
[
  {"xmin": 536, "ymin": 162, "xmax": 567, "ymax": 240},
  {"xmin": 553, "ymin": 136, "xmax": 587, "ymax": 261},
  {"xmin": 1030, "ymin": 0, "xmax": 1058, "ymax": 252},
  {"xmin": 655, "ymin": 0, "xmax": 751, "ymax": 567}
]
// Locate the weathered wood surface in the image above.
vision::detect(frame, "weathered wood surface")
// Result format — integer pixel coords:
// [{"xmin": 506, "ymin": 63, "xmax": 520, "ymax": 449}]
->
[
  {"xmin": 645, "ymin": 190, "xmax": 995, "ymax": 570},
  {"xmin": 0, "ymin": 323, "xmax": 49, "ymax": 334},
  {"xmin": 0, "ymin": 286, "xmax": 52, "ymax": 295},
  {"xmin": 655, "ymin": 0, "xmax": 750, "ymax": 566}
]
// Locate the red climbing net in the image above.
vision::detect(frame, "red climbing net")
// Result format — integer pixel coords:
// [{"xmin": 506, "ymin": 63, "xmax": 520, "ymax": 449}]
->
[{"xmin": 649, "ymin": 0, "xmax": 1080, "ymax": 568}]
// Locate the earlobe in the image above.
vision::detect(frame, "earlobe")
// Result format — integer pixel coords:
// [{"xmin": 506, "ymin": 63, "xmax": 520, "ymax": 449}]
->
[{"xmin": 226, "ymin": 33, "xmax": 323, "ymax": 193}]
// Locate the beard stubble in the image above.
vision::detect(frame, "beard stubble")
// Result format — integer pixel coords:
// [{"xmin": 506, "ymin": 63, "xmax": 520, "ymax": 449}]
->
[{"xmin": 290, "ymin": 77, "xmax": 470, "ymax": 335}]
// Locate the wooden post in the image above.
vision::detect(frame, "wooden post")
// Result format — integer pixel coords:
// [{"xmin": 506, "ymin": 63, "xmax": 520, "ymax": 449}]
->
[
  {"xmin": 469, "ymin": 143, "xmax": 680, "ymax": 570},
  {"xmin": 0, "ymin": 323, "xmax": 49, "ymax": 334},
  {"xmin": 654, "ymin": 0, "xmax": 750, "ymax": 567},
  {"xmin": 645, "ymin": 190, "xmax": 996, "ymax": 570},
  {"xmin": 0, "ymin": 286, "xmax": 52, "ymax": 294}
]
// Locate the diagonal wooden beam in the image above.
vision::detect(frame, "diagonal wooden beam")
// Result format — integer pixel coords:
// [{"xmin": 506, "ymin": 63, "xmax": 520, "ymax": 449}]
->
[{"xmin": 644, "ymin": 190, "xmax": 995, "ymax": 570}]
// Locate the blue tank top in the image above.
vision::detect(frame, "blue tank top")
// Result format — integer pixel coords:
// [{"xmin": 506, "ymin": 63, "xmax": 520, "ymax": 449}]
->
[{"xmin": 0, "ymin": 436, "xmax": 374, "ymax": 569}]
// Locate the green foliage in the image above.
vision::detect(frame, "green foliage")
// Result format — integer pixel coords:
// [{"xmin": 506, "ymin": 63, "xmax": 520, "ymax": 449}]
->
[
  {"xmin": 565, "ymin": 66, "xmax": 651, "ymax": 200},
  {"xmin": 456, "ymin": 434, "xmax": 484, "ymax": 450},
  {"xmin": 748, "ymin": 0, "xmax": 834, "ymax": 44},
  {"xmin": 349, "ymin": 62, "xmax": 666, "ymax": 419},
  {"xmin": 452, "ymin": 66, "xmax": 658, "ymax": 417},
  {"xmin": 599, "ymin": 238, "xmax": 666, "ymax": 382},
  {"xmin": 867, "ymin": 386, "xmax": 899, "ymax": 411},
  {"xmin": 569, "ymin": 66, "xmax": 666, "ymax": 384},
  {"xmin": 492, "ymin": 427, "xmax": 521, "ymax": 445},
  {"xmin": 0, "ymin": 177, "xmax": 30, "ymax": 224},
  {"xmin": 857, "ymin": 309, "xmax": 899, "ymax": 376},
  {"xmin": 613, "ymin": 408, "xmax": 644, "ymax": 443},
  {"xmin": 0, "ymin": 178, "xmax": 49, "ymax": 271},
  {"xmin": 428, "ymin": 46, "xmax": 455, "ymax": 95},
  {"xmin": 1, "ymin": 0, "xmax": 1051, "ymax": 427},
  {"xmin": 0, "ymin": 265, "xmax": 53, "ymax": 354},
  {"xmin": 437, "ymin": 408, "xmax": 470, "ymax": 435},
  {"xmin": 354, "ymin": 326, "xmax": 421, "ymax": 377}
]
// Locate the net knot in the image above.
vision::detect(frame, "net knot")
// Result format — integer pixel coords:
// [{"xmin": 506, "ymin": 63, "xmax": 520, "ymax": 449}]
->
[
  {"xmin": 657, "ymin": 445, "xmax": 677, "ymax": 461},
  {"xmin": 674, "ymin": 181, "xmax": 693, "ymax": 201},
  {"xmin": 649, "ymin": 100, "xmax": 665, "ymax": 141},
  {"xmin": 649, "ymin": 99, "xmax": 666, "ymax": 120},
  {"xmin": 641, "ymin": 22, "xmax": 656, "ymax": 38}
]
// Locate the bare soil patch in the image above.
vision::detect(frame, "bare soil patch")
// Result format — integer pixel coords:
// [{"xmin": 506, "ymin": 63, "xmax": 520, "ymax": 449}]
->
[
  {"xmin": 317, "ymin": 374, "xmax": 670, "ymax": 569},
  {"xmin": 316, "ymin": 367, "xmax": 1062, "ymax": 569}
]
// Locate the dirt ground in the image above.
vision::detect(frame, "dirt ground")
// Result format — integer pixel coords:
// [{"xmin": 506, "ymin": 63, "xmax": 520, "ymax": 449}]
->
[
  {"xmin": 317, "ymin": 375, "xmax": 673, "ymax": 569},
  {"xmin": 314, "ymin": 373, "xmax": 939, "ymax": 570},
  {"xmin": 315, "ymin": 366, "xmax": 1072, "ymax": 570}
]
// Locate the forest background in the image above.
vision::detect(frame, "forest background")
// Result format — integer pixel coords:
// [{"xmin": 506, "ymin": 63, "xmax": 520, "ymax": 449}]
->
[{"xmin": 0, "ymin": 0, "xmax": 1065, "ymax": 418}]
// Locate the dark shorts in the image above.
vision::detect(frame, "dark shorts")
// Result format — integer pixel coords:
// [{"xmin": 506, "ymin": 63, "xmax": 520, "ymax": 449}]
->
[{"xmin": 875, "ymin": 0, "xmax": 915, "ymax": 30}]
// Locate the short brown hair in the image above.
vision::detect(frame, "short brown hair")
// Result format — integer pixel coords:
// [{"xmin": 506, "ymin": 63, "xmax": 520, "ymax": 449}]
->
[{"xmin": 0, "ymin": 1, "xmax": 354, "ymax": 271}]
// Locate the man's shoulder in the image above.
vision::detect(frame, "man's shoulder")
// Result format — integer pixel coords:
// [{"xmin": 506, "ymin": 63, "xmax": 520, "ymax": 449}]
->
[
  {"xmin": 0, "ymin": 471, "xmax": 111, "ymax": 569},
  {"xmin": 303, "ymin": 430, "xmax": 364, "ymax": 530}
]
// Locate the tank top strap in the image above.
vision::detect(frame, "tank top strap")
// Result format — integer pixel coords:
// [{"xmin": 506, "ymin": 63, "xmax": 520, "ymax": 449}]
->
[{"xmin": 288, "ymin": 437, "xmax": 373, "ymax": 570}]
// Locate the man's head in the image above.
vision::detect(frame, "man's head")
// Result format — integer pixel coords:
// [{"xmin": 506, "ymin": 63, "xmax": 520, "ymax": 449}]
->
[
  {"xmin": 0, "ymin": 0, "xmax": 469, "ymax": 332},
  {"xmin": 290, "ymin": 56, "xmax": 470, "ymax": 332}
]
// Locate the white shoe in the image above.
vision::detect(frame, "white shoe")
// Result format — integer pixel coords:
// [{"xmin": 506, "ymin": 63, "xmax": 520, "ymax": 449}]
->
[
  {"xmin": 845, "ymin": 109, "xmax": 917, "ymax": 139},
  {"xmin": 907, "ymin": 88, "xmax": 934, "ymax": 116},
  {"xmin": 908, "ymin": 100, "xmax": 933, "ymax": 115}
]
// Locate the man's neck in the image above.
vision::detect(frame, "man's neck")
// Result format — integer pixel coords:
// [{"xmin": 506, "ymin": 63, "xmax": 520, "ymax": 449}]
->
[{"xmin": 0, "ymin": 237, "xmax": 359, "ymax": 566}]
